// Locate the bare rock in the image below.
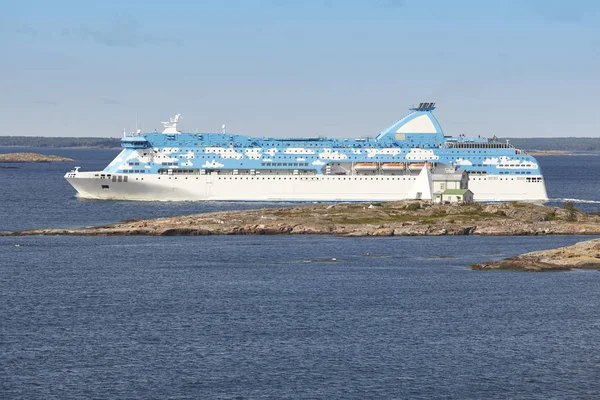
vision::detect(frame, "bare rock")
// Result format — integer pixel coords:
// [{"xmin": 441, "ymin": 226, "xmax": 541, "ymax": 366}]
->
[{"xmin": 470, "ymin": 238, "xmax": 600, "ymax": 271}]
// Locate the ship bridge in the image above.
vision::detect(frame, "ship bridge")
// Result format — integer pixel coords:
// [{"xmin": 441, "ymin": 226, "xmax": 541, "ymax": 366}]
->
[
  {"xmin": 121, "ymin": 136, "xmax": 150, "ymax": 149},
  {"xmin": 376, "ymin": 102, "xmax": 445, "ymax": 146}
]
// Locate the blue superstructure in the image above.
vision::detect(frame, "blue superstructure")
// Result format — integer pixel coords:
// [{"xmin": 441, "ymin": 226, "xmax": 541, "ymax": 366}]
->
[{"xmin": 105, "ymin": 103, "xmax": 542, "ymax": 179}]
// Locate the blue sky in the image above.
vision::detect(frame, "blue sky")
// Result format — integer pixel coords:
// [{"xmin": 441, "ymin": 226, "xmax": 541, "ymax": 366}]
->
[{"xmin": 2, "ymin": 0, "xmax": 599, "ymax": 137}]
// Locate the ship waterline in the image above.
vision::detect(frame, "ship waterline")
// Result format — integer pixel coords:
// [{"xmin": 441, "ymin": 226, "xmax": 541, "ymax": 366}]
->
[{"xmin": 65, "ymin": 103, "xmax": 549, "ymax": 202}]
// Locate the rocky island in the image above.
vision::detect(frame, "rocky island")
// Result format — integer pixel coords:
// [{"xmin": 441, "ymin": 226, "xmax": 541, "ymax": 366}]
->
[
  {"xmin": 4, "ymin": 201, "xmax": 600, "ymax": 237},
  {"xmin": 0, "ymin": 152, "xmax": 74, "ymax": 163},
  {"xmin": 470, "ymin": 238, "xmax": 600, "ymax": 271}
]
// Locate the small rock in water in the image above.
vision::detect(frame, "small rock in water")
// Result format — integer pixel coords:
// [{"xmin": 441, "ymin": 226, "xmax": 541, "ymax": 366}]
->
[
  {"xmin": 362, "ymin": 253, "xmax": 391, "ymax": 258},
  {"xmin": 303, "ymin": 257, "xmax": 342, "ymax": 263}
]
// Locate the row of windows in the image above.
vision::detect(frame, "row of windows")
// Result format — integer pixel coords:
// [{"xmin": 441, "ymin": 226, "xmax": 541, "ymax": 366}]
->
[
  {"xmin": 498, "ymin": 171, "xmax": 531, "ymax": 175},
  {"xmin": 466, "ymin": 163, "xmax": 532, "ymax": 168},
  {"xmin": 158, "ymin": 142, "xmax": 526, "ymax": 150},
  {"xmin": 499, "ymin": 164, "xmax": 533, "ymax": 167},
  {"xmin": 154, "ymin": 176, "xmax": 419, "ymax": 181},
  {"xmin": 216, "ymin": 176, "xmax": 417, "ymax": 181},
  {"xmin": 447, "ymin": 143, "xmax": 513, "ymax": 149},
  {"xmin": 469, "ymin": 177, "xmax": 543, "ymax": 181},
  {"xmin": 261, "ymin": 162, "xmax": 309, "ymax": 167}
]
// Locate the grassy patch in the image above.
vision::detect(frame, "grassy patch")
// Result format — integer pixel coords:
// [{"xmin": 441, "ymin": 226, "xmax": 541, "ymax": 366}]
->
[
  {"xmin": 405, "ymin": 203, "xmax": 421, "ymax": 211},
  {"xmin": 510, "ymin": 202, "xmax": 528, "ymax": 208}
]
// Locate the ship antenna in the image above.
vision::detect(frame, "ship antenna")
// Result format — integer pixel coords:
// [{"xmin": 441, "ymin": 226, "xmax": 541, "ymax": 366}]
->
[{"xmin": 222, "ymin": 124, "xmax": 226, "ymax": 134}]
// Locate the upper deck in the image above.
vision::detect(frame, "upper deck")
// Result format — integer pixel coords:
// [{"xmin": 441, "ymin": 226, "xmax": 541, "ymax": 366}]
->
[
  {"xmin": 111, "ymin": 104, "xmax": 539, "ymax": 177},
  {"xmin": 122, "ymin": 102, "xmax": 502, "ymax": 151}
]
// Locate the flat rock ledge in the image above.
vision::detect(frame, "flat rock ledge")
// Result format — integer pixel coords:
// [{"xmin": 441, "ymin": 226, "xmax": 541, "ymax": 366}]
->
[
  {"xmin": 0, "ymin": 152, "xmax": 74, "ymax": 162},
  {"xmin": 4, "ymin": 201, "xmax": 600, "ymax": 238},
  {"xmin": 470, "ymin": 238, "xmax": 600, "ymax": 271}
]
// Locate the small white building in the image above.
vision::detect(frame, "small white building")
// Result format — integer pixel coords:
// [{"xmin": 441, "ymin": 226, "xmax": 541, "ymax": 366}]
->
[
  {"xmin": 432, "ymin": 169, "xmax": 468, "ymax": 192},
  {"xmin": 432, "ymin": 169, "xmax": 473, "ymax": 203},
  {"xmin": 438, "ymin": 188, "xmax": 474, "ymax": 203}
]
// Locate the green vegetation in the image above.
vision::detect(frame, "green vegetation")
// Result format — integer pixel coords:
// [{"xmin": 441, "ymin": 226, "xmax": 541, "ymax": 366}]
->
[
  {"xmin": 564, "ymin": 201, "xmax": 578, "ymax": 222},
  {"xmin": 0, "ymin": 136, "xmax": 120, "ymax": 148},
  {"xmin": 405, "ymin": 203, "xmax": 421, "ymax": 211},
  {"xmin": 510, "ymin": 202, "xmax": 528, "ymax": 208}
]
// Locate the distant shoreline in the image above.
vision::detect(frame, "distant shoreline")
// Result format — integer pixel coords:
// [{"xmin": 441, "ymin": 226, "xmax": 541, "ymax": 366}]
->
[
  {"xmin": 0, "ymin": 136, "xmax": 121, "ymax": 149},
  {"xmin": 527, "ymin": 150, "xmax": 600, "ymax": 156}
]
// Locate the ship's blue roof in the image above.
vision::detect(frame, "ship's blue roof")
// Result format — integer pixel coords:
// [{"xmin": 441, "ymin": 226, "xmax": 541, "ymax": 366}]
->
[{"xmin": 107, "ymin": 105, "xmax": 542, "ymax": 177}]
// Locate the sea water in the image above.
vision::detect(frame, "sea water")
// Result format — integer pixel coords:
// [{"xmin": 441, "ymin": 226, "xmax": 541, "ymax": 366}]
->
[
  {"xmin": 1, "ymin": 235, "xmax": 600, "ymax": 399},
  {"xmin": 1, "ymin": 147, "xmax": 600, "ymax": 398},
  {"xmin": 1, "ymin": 147, "xmax": 600, "ymax": 232}
]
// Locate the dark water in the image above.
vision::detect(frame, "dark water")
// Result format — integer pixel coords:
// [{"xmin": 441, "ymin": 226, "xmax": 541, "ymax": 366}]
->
[
  {"xmin": 1, "ymin": 148, "xmax": 599, "ymax": 232},
  {"xmin": 2, "ymin": 147, "xmax": 600, "ymax": 398},
  {"xmin": 538, "ymin": 154, "xmax": 600, "ymax": 211},
  {"xmin": 2, "ymin": 235, "xmax": 600, "ymax": 399},
  {"xmin": 0, "ymin": 147, "xmax": 302, "ymax": 232}
]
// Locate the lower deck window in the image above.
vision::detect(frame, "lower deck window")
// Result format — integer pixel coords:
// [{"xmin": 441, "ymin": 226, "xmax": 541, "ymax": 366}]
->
[{"xmin": 101, "ymin": 185, "xmax": 109, "ymax": 189}]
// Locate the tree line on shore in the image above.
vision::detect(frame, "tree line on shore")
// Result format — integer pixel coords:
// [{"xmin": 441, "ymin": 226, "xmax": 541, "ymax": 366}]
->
[
  {"xmin": 0, "ymin": 136, "xmax": 120, "ymax": 148},
  {"xmin": 506, "ymin": 137, "xmax": 600, "ymax": 152}
]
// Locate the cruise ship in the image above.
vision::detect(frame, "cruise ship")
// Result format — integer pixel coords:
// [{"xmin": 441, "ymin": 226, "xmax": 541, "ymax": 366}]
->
[{"xmin": 65, "ymin": 103, "xmax": 548, "ymax": 202}]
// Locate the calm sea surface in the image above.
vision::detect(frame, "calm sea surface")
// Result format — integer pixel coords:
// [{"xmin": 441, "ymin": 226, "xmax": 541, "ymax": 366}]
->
[
  {"xmin": 1, "ymin": 147, "xmax": 599, "ymax": 232},
  {"xmin": 1, "ymin": 147, "xmax": 600, "ymax": 399}
]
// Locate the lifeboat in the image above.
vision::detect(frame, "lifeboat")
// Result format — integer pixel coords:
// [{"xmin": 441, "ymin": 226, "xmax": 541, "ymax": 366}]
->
[
  {"xmin": 408, "ymin": 162, "xmax": 432, "ymax": 170},
  {"xmin": 354, "ymin": 162, "xmax": 378, "ymax": 171},
  {"xmin": 381, "ymin": 162, "xmax": 406, "ymax": 171}
]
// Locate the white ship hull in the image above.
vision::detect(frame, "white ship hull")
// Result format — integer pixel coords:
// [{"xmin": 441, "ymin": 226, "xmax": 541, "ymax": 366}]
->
[{"xmin": 65, "ymin": 171, "xmax": 549, "ymax": 202}]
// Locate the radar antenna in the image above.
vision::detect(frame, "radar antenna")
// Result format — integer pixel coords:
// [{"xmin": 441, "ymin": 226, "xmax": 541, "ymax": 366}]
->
[{"xmin": 409, "ymin": 102, "xmax": 436, "ymax": 112}]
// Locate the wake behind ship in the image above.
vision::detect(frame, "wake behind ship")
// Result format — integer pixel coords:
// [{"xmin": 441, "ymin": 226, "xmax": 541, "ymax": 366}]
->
[{"xmin": 65, "ymin": 103, "xmax": 548, "ymax": 202}]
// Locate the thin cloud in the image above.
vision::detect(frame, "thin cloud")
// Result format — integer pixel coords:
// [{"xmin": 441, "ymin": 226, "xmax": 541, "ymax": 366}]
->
[
  {"xmin": 375, "ymin": 0, "xmax": 406, "ymax": 10},
  {"xmin": 100, "ymin": 98, "xmax": 123, "ymax": 105},
  {"xmin": 523, "ymin": 0, "xmax": 598, "ymax": 22},
  {"xmin": 33, "ymin": 100, "xmax": 60, "ymax": 106},
  {"xmin": 266, "ymin": 0, "xmax": 405, "ymax": 10},
  {"xmin": 16, "ymin": 26, "xmax": 38, "ymax": 37},
  {"xmin": 63, "ymin": 14, "xmax": 182, "ymax": 48}
]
